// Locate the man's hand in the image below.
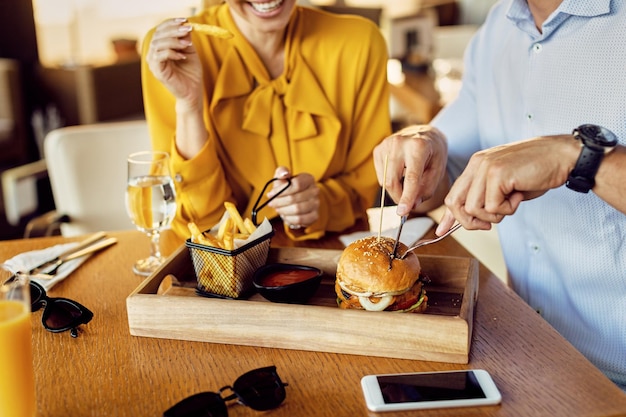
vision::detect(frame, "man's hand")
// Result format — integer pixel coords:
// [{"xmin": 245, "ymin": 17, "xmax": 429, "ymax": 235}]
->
[
  {"xmin": 443, "ymin": 135, "xmax": 577, "ymax": 231},
  {"xmin": 373, "ymin": 125, "xmax": 448, "ymax": 216}
]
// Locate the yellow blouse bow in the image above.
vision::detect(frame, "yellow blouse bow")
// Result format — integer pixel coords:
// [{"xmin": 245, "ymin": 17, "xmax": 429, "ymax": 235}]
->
[{"xmin": 210, "ymin": 21, "xmax": 340, "ymax": 146}]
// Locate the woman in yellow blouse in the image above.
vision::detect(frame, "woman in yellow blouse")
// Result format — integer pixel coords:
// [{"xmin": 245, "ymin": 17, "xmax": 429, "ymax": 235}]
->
[{"xmin": 142, "ymin": 0, "xmax": 390, "ymax": 241}]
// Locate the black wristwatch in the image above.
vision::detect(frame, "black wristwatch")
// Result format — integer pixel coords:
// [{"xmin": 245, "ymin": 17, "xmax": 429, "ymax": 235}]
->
[{"xmin": 565, "ymin": 124, "xmax": 618, "ymax": 193}]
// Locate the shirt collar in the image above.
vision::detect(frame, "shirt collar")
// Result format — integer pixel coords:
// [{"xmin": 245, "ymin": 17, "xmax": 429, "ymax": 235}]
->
[
  {"xmin": 507, "ymin": 0, "xmax": 612, "ymax": 22},
  {"xmin": 506, "ymin": 0, "xmax": 612, "ymax": 39},
  {"xmin": 558, "ymin": 0, "xmax": 612, "ymax": 18}
]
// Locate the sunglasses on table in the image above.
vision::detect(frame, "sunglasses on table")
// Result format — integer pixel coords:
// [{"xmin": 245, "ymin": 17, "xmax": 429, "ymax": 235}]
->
[
  {"xmin": 30, "ymin": 280, "xmax": 94, "ymax": 338},
  {"xmin": 164, "ymin": 366, "xmax": 288, "ymax": 417}
]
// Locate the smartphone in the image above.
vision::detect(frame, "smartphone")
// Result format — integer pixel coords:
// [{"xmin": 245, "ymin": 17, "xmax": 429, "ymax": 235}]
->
[{"xmin": 361, "ymin": 369, "xmax": 502, "ymax": 412}]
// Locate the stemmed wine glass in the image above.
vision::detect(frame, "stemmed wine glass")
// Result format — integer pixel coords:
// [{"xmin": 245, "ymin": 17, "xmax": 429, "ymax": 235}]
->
[{"xmin": 125, "ymin": 151, "xmax": 177, "ymax": 276}]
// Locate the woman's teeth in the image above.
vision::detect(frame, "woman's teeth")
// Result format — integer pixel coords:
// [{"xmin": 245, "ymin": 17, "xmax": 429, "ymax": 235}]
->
[{"xmin": 250, "ymin": 0, "xmax": 284, "ymax": 13}]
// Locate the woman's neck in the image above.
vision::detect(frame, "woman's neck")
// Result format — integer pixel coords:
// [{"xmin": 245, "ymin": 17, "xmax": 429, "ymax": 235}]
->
[
  {"xmin": 232, "ymin": 14, "xmax": 286, "ymax": 79},
  {"xmin": 250, "ymin": 31, "xmax": 285, "ymax": 79}
]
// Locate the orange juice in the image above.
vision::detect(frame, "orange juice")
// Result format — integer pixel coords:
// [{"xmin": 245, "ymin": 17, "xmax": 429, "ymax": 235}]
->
[{"xmin": 0, "ymin": 300, "xmax": 36, "ymax": 417}]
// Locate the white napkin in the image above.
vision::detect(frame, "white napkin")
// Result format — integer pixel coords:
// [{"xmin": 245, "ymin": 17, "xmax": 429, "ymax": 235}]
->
[
  {"xmin": 3, "ymin": 243, "xmax": 90, "ymax": 290},
  {"xmin": 339, "ymin": 206, "xmax": 435, "ymax": 247}
]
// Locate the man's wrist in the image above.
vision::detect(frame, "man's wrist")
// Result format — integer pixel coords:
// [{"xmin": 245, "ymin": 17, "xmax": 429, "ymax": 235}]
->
[{"xmin": 565, "ymin": 125, "xmax": 618, "ymax": 193}]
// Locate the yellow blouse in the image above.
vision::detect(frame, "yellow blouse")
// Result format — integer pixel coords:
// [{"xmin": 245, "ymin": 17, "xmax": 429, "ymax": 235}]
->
[{"xmin": 141, "ymin": 5, "xmax": 391, "ymax": 240}]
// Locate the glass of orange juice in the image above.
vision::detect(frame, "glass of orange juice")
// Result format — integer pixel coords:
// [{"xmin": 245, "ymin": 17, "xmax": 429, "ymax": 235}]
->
[{"xmin": 0, "ymin": 266, "xmax": 36, "ymax": 417}]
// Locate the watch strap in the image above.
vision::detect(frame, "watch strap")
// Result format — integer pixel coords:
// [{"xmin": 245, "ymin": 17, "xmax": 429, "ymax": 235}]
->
[{"xmin": 565, "ymin": 145, "xmax": 604, "ymax": 193}]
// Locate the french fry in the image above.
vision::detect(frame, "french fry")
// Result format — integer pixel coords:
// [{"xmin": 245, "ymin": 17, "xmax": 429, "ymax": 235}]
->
[
  {"xmin": 187, "ymin": 222, "xmax": 204, "ymax": 241},
  {"xmin": 188, "ymin": 203, "xmax": 259, "ymax": 251},
  {"xmin": 189, "ymin": 23, "xmax": 233, "ymax": 39},
  {"xmin": 243, "ymin": 218, "xmax": 257, "ymax": 234},
  {"xmin": 217, "ymin": 217, "xmax": 233, "ymax": 241},
  {"xmin": 224, "ymin": 202, "xmax": 247, "ymax": 234},
  {"xmin": 188, "ymin": 222, "xmax": 221, "ymax": 247},
  {"xmin": 199, "ymin": 232, "xmax": 223, "ymax": 248},
  {"xmin": 224, "ymin": 218, "xmax": 238, "ymax": 250},
  {"xmin": 223, "ymin": 231, "xmax": 234, "ymax": 251}
]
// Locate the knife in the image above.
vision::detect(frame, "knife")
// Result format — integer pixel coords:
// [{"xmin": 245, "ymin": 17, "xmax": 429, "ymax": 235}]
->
[
  {"xmin": 55, "ymin": 237, "xmax": 118, "ymax": 263},
  {"xmin": 33, "ymin": 237, "xmax": 118, "ymax": 278},
  {"xmin": 388, "ymin": 215, "xmax": 407, "ymax": 270},
  {"xmin": 28, "ymin": 231, "xmax": 107, "ymax": 274}
]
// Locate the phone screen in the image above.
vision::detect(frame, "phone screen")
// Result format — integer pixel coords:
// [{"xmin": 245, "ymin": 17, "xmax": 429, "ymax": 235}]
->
[{"xmin": 377, "ymin": 371, "xmax": 486, "ymax": 403}]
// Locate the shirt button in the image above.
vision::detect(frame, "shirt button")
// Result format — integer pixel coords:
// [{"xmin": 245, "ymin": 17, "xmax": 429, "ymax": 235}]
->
[
  {"xmin": 526, "ymin": 114, "xmax": 533, "ymax": 120},
  {"xmin": 533, "ymin": 43, "xmax": 542, "ymax": 53},
  {"xmin": 530, "ymin": 244, "xmax": 540, "ymax": 253},
  {"xmin": 174, "ymin": 173, "xmax": 183, "ymax": 183}
]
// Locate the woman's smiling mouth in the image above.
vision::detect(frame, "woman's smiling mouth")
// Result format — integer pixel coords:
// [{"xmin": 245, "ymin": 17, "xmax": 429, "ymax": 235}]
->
[{"xmin": 249, "ymin": 0, "xmax": 284, "ymax": 13}]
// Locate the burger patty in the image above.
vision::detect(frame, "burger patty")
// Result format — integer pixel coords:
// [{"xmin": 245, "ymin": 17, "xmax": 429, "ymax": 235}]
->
[{"xmin": 335, "ymin": 277, "xmax": 428, "ymax": 313}]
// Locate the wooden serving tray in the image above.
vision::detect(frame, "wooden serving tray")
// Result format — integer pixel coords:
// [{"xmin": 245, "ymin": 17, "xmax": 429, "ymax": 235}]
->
[{"xmin": 127, "ymin": 245, "xmax": 479, "ymax": 364}]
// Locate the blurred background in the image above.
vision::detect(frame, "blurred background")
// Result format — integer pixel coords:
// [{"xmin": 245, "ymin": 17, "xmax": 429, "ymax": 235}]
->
[{"xmin": 0, "ymin": 0, "xmax": 497, "ymax": 240}]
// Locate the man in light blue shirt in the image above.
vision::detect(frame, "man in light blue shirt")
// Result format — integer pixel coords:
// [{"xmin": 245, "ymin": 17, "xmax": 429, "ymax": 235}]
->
[{"xmin": 374, "ymin": 0, "xmax": 626, "ymax": 390}]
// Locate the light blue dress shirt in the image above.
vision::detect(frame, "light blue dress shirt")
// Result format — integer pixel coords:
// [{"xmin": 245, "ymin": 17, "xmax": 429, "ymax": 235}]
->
[{"xmin": 432, "ymin": 0, "xmax": 626, "ymax": 389}]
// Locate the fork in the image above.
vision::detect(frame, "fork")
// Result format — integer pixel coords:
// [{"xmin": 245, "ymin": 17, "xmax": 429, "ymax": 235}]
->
[{"xmin": 399, "ymin": 223, "xmax": 462, "ymax": 259}]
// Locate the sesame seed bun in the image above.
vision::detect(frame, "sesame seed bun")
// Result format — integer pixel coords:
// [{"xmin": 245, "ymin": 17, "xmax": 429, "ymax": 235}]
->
[{"xmin": 336, "ymin": 236, "xmax": 421, "ymax": 295}]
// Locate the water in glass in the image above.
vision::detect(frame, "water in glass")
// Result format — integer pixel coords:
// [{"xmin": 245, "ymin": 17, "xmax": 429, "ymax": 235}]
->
[{"xmin": 125, "ymin": 151, "xmax": 176, "ymax": 276}]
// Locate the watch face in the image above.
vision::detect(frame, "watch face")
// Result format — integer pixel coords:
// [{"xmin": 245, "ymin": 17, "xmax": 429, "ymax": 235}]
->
[{"xmin": 575, "ymin": 124, "xmax": 618, "ymax": 150}]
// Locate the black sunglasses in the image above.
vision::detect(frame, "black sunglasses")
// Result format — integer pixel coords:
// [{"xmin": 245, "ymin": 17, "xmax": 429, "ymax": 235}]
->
[
  {"xmin": 164, "ymin": 366, "xmax": 288, "ymax": 417},
  {"xmin": 30, "ymin": 280, "xmax": 93, "ymax": 338}
]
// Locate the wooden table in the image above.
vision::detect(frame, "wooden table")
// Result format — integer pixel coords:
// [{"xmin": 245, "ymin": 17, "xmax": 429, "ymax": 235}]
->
[{"xmin": 2, "ymin": 225, "xmax": 625, "ymax": 417}]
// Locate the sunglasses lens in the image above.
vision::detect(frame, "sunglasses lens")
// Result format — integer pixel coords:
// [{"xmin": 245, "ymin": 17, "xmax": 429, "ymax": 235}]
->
[
  {"xmin": 233, "ymin": 366, "xmax": 286, "ymax": 411},
  {"xmin": 42, "ymin": 299, "xmax": 92, "ymax": 331},
  {"xmin": 163, "ymin": 392, "xmax": 227, "ymax": 417},
  {"xmin": 29, "ymin": 282, "xmax": 44, "ymax": 311}
]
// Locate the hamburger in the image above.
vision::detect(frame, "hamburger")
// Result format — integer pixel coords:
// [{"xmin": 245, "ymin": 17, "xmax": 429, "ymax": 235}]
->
[{"xmin": 335, "ymin": 236, "xmax": 427, "ymax": 312}]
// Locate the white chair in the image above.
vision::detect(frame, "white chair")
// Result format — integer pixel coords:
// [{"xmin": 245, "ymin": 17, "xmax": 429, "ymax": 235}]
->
[{"xmin": 26, "ymin": 120, "xmax": 151, "ymax": 237}]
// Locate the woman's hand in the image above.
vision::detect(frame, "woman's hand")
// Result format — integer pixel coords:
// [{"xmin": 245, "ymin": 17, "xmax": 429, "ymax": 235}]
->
[
  {"xmin": 146, "ymin": 18, "xmax": 204, "ymax": 107},
  {"xmin": 267, "ymin": 167, "xmax": 320, "ymax": 229}
]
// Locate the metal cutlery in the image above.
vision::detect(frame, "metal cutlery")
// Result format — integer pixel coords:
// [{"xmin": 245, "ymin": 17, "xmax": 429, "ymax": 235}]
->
[
  {"xmin": 28, "ymin": 231, "xmax": 108, "ymax": 275},
  {"xmin": 399, "ymin": 223, "xmax": 462, "ymax": 259},
  {"xmin": 388, "ymin": 215, "xmax": 407, "ymax": 270},
  {"xmin": 33, "ymin": 237, "xmax": 118, "ymax": 279}
]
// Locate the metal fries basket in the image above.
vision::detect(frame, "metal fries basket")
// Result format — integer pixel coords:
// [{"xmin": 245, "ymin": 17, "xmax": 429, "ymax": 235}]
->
[{"xmin": 185, "ymin": 230, "xmax": 273, "ymax": 299}]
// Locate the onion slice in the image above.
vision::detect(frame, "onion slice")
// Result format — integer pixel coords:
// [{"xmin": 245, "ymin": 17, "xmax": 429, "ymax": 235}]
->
[
  {"xmin": 358, "ymin": 295, "xmax": 394, "ymax": 311},
  {"xmin": 337, "ymin": 279, "xmax": 408, "ymax": 298}
]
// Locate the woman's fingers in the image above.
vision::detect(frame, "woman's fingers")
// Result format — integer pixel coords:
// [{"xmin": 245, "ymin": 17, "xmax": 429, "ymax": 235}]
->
[{"xmin": 268, "ymin": 173, "xmax": 320, "ymax": 227}]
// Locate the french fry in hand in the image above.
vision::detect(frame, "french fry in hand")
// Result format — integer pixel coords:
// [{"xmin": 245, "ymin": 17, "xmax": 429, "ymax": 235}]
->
[{"xmin": 189, "ymin": 23, "xmax": 233, "ymax": 39}]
